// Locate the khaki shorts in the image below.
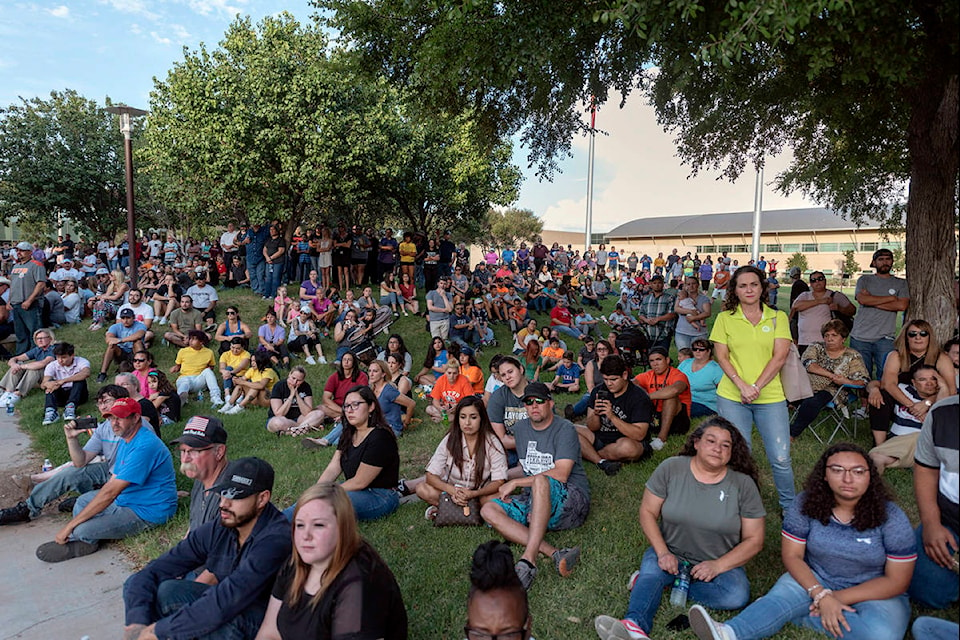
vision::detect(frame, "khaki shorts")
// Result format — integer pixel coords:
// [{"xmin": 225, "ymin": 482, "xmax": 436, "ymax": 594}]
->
[{"xmin": 869, "ymin": 432, "xmax": 919, "ymax": 468}]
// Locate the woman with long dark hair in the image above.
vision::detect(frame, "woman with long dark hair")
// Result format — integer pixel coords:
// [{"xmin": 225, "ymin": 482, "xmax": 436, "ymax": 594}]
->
[
  {"xmin": 384, "ymin": 334, "xmax": 413, "ymax": 376},
  {"xmin": 413, "ymin": 336, "xmax": 448, "ymax": 386},
  {"xmin": 710, "ymin": 265, "xmax": 795, "ymax": 513},
  {"xmin": 416, "ymin": 396, "xmax": 508, "ymax": 520},
  {"xmin": 690, "ymin": 443, "xmax": 916, "ymax": 640},
  {"xmin": 255, "ymin": 483, "xmax": 407, "ymax": 639},
  {"xmin": 595, "ymin": 417, "xmax": 764, "ymax": 640},
  {"xmin": 312, "ymin": 386, "xmax": 401, "ymax": 521}
]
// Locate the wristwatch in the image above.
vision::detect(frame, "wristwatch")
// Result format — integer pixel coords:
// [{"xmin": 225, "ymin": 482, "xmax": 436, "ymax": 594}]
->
[{"xmin": 924, "ymin": 400, "xmax": 932, "ymax": 407}]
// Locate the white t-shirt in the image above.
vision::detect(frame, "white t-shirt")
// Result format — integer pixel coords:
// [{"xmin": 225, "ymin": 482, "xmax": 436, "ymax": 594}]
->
[
  {"xmin": 147, "ymin": 239, "xmax": 163, "ymax": 258},
  {"xmin": 117, "ymin": 302, "xmax": 155, "ymax": 324},
  {"xmin": 220, "ymin": 230, "xmax": 239, "ymax": 251}
]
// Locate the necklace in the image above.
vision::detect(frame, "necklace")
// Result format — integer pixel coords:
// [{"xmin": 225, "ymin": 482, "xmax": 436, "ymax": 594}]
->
[{"xmin": 831, "ymin": 508, "xmax": 853, "ymax": 525}]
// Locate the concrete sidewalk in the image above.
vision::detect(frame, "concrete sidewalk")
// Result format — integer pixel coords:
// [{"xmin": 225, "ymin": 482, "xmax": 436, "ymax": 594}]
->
[{"xmin": 0, "ymin": 412, "xmax": 132, "ymax": 640}]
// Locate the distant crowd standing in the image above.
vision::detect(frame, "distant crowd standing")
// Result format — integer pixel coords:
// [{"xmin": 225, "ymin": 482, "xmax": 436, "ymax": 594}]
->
[{"xmin": 0, "ymin": 225, "xmax": 957, "ymax": 640}]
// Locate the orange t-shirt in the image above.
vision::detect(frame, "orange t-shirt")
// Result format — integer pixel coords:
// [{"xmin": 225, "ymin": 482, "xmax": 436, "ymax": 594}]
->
[
  {"xmin": 542, "ymin": 346, "xmax": 564, "ymax": 360},
  {"xmin": 461, "ymin": 364, "xmax": 485, "ymax": 394},
  {"xmin": 633, "ymin": 367, "xmax": 692, "ymax": 412},
  {"xmin": 430, "ymin": 374, "xmax": 476, "ymax": 406},
  {"xmin": 713, "ymin": 270, "xmax": 731, "ymax": 290}
]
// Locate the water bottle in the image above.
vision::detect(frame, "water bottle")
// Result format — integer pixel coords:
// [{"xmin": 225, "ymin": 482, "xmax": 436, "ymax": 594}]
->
[
  {"xmin": 442, "ymin": 409, "xmax": 449, "ymax": 428},
  {"xmin": 669, "ymin": 560, "xmax": 692, "ymax": 608},
  {"xmin": 6, "ymin": 403, "xmax": 14, "ymax": 415},
  {"xmin": 198, "ymin": 390, "xmax": 204, "ymax": 402},
  {"xmin": 42, "ymin": 458, "xmax": 53, "ymax": 473}
]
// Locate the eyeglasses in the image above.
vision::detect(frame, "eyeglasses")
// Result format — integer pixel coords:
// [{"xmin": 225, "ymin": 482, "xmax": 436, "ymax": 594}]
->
[
  {"xmin": 180, "ymin": 446, "xmax": 213, "ymax": 457},
  {"xmin": 523, "ymin": 398, "xmax": 548, "ymax": 406},
  {"xmin": 907, "ymin": 331, "xmax": 929, "ymax": 338},
  {"xmin": 809, "ymin": 276, "xmax": 826, "ymax": 282},
  {"xmin": 692, "ymin": 346, "xmax": 709, "ymax": 352},
  {"xmin": 826, "ymin": 464, "xmax": 869, "ymax": 478},
  {"xmin": 342, "ymin": 401, "xmax": 367, "ymax": 412},
  {"xmin": 464, "ymin": 627, "xmax": 528, "ymax": 640},
  {"xmin": 133, "ymin": 358, "xmax": 148, "ymax": 363}
]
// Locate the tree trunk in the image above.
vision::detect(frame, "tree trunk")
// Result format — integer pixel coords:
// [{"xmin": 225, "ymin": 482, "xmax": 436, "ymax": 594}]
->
[{"xmin": 904, "ymin": 72, "xmax": 959, "ymax": 345}]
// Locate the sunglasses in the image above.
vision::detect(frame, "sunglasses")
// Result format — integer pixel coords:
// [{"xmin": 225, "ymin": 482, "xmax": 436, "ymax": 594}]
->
[
  {"xmin": 523, "ymin": 398, "xmax": 548, "ymax": 406},
  {"xmin": 227, "ymin": 311, "xmax": 237, "ymax": 315},
  {"xmin": 692, "ymin": 346, "xmax": 709, "ymax": 352},
  {"xmin": 133, "ymin": 358, "xmax": 148, "ymax": 363},
  {"xmin": 907, "ymin": 331, "xmax": 929, "ymax": 338},
  {"xmin": 809, "ymin": 276, "xmax": 826, "ymax": 282}
]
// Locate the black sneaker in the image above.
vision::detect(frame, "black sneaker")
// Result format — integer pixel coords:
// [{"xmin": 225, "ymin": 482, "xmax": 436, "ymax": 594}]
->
[
  {"xmin": 36, "ymin": 540, "xmax": 99, "ymax": 563},
  {"xmin": 0, "ymin": 501, "xmax": 30, "ymax": 525},
  {"xmin": 597, "ymin": 459, "xmax": 622, "ymax": 477},
  {"xmin": 58, "ymin": 496, "xmax": 77, "ymax": 513},
  {"xmin": 515, "ymin": 559, "xmax": 537, "ymax": 590},
  {"xmin": 95, "ymin": 372, "xmax": 107, "ymax": 384},
  {"xmin": 564, "ymin": 404, "xmax": 575, "ymax": 420}
]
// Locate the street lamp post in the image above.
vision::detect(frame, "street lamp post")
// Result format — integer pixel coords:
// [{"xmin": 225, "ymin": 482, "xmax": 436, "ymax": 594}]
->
[{"xmin": 105, "ymin": 104, "xmax": 147, "ymax": 289}]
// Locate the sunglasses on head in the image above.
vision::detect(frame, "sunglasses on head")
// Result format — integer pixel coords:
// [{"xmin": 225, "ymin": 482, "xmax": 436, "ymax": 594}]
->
[{"xmin": 907, "ymin": 330, "xmax": 929, "ymax": 338}]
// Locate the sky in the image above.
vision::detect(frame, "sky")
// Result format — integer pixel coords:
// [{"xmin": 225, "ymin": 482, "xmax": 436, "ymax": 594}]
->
[{"xmin": 1, "ymin": 1, "xmax": 819, "ymax": 234}]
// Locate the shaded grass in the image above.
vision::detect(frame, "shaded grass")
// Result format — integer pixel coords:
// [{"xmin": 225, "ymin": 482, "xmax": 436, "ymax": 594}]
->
[{"xmin": 12, "ymin": 285, "xmax": 954, "ymax": 638}]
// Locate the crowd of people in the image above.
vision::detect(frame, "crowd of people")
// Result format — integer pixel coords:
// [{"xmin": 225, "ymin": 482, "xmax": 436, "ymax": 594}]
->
[{"xmin": 0, "ymin": 228, "xmax": 957, "ymax": 639}]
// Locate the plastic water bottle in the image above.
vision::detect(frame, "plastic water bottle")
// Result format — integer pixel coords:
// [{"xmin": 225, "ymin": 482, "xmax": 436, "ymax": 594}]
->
[
  {"xmin": 42, "ymin": 458, "xmax": 53, "ymax": 473},
  {"xmin": 669, "ymin": 560, "xmax": 692, "ymax": 608},
  {"xmin": 442, "ymin": 409, "xmax": 449, "ymax": 428},
  {"xmin": 198, "ymin": 390, "xmax": 204, "ymax": 402},
  {"xmin": 6, "ymin": 403, "xmax": 13, "ymax": 415}
]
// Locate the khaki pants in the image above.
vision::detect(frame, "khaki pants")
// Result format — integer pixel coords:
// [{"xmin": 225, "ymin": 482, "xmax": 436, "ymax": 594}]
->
[{"xmin": 0, "ymin": 366, "xmax": 44, "ymax": 396}]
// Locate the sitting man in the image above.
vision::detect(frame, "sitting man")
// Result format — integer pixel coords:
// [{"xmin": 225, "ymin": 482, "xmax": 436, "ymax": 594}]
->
[
  {"xmin": 122, "ymin": 457, "xmax": 291, "ymax": 640},
  {"xmin": 170, "ymin": 329, "xmax": 224, "ymax": 407},
  {"xmin": 185, "ymin": 270, "xmax": 219, "ymax": 332},
  {"xmin": 0, "ymin": 328, "xmax": 56, "ymax": 413},
  {"xmin": 171, "ymin": 416, "xmax": 230, "ymax": 534},
  {"xmin": 40, "ymin": 341, "xmax": 91, "ymax": 425},
  {"xmin": 163, "ymin": 294, "xmax": 203, "ymax": 348},
  {"xmin": 116, "ymin": 288, "xmax": 155, "ymax": 346},
  {"xmin": 35, "ymin": 397, "xmax": 178, "ymax": 562},
  {"xmin": 632, "ymin": 347, "xmax": 692, "ymax": 451},
  {"xmin": 577, "ymin": 355, "xmax": 653, "ymax": 477},
  {"xmin": 868, "ymin": 364, "xmax": 951, "ymax": 473},
  {"xmin": 481, "ymin": 382, "xmax": 590, "ymax": 591},
  {"xmin": 96, "ymin": 308, "xmax": 146, "ymax": 383},
  {"xmin": 0, "ymin": 385, "xmax": 129, "ymax": 525}
]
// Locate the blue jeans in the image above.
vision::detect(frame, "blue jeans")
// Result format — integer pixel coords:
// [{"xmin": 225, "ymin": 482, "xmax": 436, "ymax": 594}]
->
[
  {"xmin": 726, "ymin": 572, "xmax": 910, "ymax": 640},
  {"xmin": 248, "ymin": 259, "xmax": 266, "ymax": 296},
  {"xmin": 26, "ymin": 462, "xmax": 110, "ymax": 517},
  {"xmin": 912, "ymin": 617, "xmax": 959, "ymax": 640},
  {"xmin": 70, "ymin": 490, "xmax": 156, "ymax": 544},
  {"xmin": 690, "ymin": 402, "xmax": 717, "ymax": 418},
  {"xmin": 12, "ymin": 303, "xmax": 41, "ymax": 356},
  {"xmin": 325, "ymin": 420, "xmax": 344, "ymax": 445},
  {"xmin": 848, "ymin": 336, "xmax": 894, "ymax": 381},
  {"xmin": 572, "ymin": 392, "xmax": 591, "ymax": 417},
  {"xmin": 152, "ymin": 579, "xmax": 265, "ymax": 640},
  {"xmin": 908, "ymin": 524, "xmax": 959, "ymax": 609},
  {"xmin": 265, "ymin": 262, "xmax": 283, "ymax": 298},
  {"xmin": 625, "ymin": 547, "xmax": 751, "ymax": 633},
  {"xmin": 283, "ymin": 487, "xmax": 398, "ymax": 522},
  {"xmin": 380, "ymin": 292, "xmax": 402, "ymax": 307},
  {"xmin": 717, "ymin": 396, "xmax": 795, "ymax": 511},
  {"xmin": 553, "ymin": 324, "xmax": 583, "ymax": 341},
  {"xmin": 675, "ymin": 332, "xmax": 707, "ymax": 351}
]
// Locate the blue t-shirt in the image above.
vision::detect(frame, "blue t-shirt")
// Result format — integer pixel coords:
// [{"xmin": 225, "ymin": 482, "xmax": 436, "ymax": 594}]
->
[
  {"xmin": 23, "ymin": 344, "xmax": 55, "ymax": 362},
  {"xmin": 501, "ymin": 249, "xmax": 516, "ymax": 264},
  {"xmin": 431, "ymin": 350, "xmax": 448, "ymax": 379},
  {"xmin": 377, "ymin": 383, "xmax": 404, "ymax": 434},
  {"xmin": 113, "ymin": 426, "xmax": 178, "ymax": 524},
  {"xmin": 556, "ymin": 363, "xmax": 582, "ymax": 387},
  {"xmin": 677, "ymin": 358, "xmax": 722, "ymax": 412},
  {"xmin": 782, "ymin": 492, "xmax": 916, "ymax": 591},
  {"xmin": 108, "ymin": 321, "xmax": 148, "ymax": 352}
]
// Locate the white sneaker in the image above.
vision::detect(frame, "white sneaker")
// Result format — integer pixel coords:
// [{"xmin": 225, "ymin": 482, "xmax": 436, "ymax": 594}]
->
[
  {"xmin": 217, "ymin": 402, "xmax": 234, "ymax": 414},
  {"xmin": 158, "ymin": 316, "xmax": 168, "ymax": 325},
  {"xmin": 689, "ymin": 604, "xmax": 733, "ymax": 640},
  {"xmin": 210, "ymin": 398, "xmax": 224, "ymax": 408},
  {"xmin": 225, "ymin": 403, "xmax": 244, "ymax": 415},
  {"xmin": 7, "ymin": 394, "xmax": 21, "ymax": 407},
  {"xmin": 305, "ymin": 356, "xmax": 317, "ymax": 365},
  {"xmin": 318, "ymin": 356, "xmax": 328, "ymax": 364},
  {"xmin": 0, "ymin": 392, "xmax": 11, "ymax": 408},
  {"xmin": 650, "ymin": 437, "xmax": 665, "ymax": 451}
]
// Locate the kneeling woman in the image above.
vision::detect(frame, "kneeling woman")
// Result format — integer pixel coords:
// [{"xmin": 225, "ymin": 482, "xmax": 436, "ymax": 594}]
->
[
  {"xmin": 416, "ymin": 395, "xmax": 508, "ymax": 519},
  {"xmin": 255, "ymin": 483, "xmax": 407, "ymax": 639},
  {"xmin": 689, "ymin": 443, "xmax": 916, "ymax": 640},
  {"xmin": 314, "ymin": 386, "xmax": 401, "ymax": 521},
  {"xmin": 595, "ymin": 417, "xmax": 765, "ymax": 640}
]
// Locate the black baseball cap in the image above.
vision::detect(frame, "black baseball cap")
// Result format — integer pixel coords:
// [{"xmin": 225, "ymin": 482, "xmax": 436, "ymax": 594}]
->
[
  {"xmin": 209, "ymin": 457, "xmax": 274, "ymax": 500},
  {"xmin": 171, "ymin": 415, "xmax": 227, "ymax": 448},
  {"xmin": 521, "ymin": 382, "xmax": 552, "ymax": 403},
  {"xmin": 119, "ymin": 308, "xmax": 135, "ymax": 318}
]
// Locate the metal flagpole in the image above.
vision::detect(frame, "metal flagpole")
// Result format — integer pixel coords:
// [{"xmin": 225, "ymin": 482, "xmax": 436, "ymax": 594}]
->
[
  {"xmin": 585, "ymin": 98, "xmax": 596, "ymax": 252},
  {"xmin": 751, "ymin": 166, "xmax": 763, "ymax": 262}
]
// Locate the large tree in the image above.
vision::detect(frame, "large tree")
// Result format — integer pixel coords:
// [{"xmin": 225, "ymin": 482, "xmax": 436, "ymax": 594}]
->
[
  {"xmin": 319, "ymin": 0, "xmax": 959, "ymax": 341},
  {"xmin": 143, "ymin": 12, "xmax": 519, "ymax": 239},
  {"xmin": 0, "ymin": 89, "xmax": 149, "ymax": 240}
]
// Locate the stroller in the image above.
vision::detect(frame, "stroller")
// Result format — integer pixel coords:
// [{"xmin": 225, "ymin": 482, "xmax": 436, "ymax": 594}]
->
[
  {"xmin": 347, "ymin": 306, "xmax": 395, "ymax": 364},
  {"xmin": 616, "ymin": 328, "xmax": 649, "ymax": 372}
]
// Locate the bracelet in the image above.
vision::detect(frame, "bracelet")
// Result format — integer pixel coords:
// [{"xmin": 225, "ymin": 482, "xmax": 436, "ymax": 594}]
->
[
  {"xmin": 751, "ymin": 383, "xmax": 760, "ymax": 391},
  {"xmin": 730, "ymin": 374, "xmax": 740, "ymax": 380},
  {"xmin": 806, "ymin": 583, "xmax": 822, "ymax": 594},
  {"xmin": 813, "ymin": 588, "xmax": 833, "ymax": 606}
]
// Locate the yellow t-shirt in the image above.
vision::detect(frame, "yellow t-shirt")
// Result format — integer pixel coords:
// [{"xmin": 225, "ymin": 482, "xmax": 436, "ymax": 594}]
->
[
  {"xmin": 709, "ymin": 306, "xmax": 791, "ymax": 403},
  {"xmin": 176, "ymin": 346, "xmax": 216, "ymax": 377},
  {"xmin": 399, "ymin": 242, "xmax": 417, "ymax": 264},
  {"xmin": 243, "ymin": 367, "xmax": 279, "ymax": 393},
  {"xmin": 219, "ymin": 349, "xmax": 251, "ymax": 374}
]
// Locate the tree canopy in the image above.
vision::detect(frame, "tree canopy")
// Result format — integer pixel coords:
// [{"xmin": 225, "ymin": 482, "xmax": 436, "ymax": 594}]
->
[
  {"xmin": 318, "ymin": 0, "xmax": 958, "ymax": 339},
  {"xmin": 482, "ymin": 207, "xmax": 543, "ymax": 249}
]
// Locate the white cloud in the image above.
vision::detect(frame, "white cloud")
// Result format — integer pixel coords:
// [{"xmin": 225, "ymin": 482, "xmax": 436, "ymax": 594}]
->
[
  {"xmin": 183, "ymin": 0, "xmax": 248, "ymax": 18},
  {"xmin": 171, "ymin": 23, "xmax": 191, "ymax": 41},
  {"xmin": 47, "ymin": 5, "xmax": 70, "ymax": 18},
  {"xmin": 150, "ymin": 30, "xmax": 171, "ymax": 45},
  {"xmin": 100, "ymin": 0, "xmax": 161, "ymax": 21},
  {"xmin": 532, "ymin": 99, "xmax": 818, "ymax": 233},
  {"xmin": 131, "ymin": 22, "xmax": 142, "ymax": 34}
]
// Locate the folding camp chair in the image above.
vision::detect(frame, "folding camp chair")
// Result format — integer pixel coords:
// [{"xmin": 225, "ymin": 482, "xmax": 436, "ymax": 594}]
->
[{"xmin": 808, "ymin": 383, "xmax": 865, "ymax": 444}]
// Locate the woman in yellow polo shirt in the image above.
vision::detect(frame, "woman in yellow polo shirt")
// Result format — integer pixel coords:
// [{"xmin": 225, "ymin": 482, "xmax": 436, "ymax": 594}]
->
[{"xmin": 709, "ymin": 265, "xmax": 795, "ymax": 513}]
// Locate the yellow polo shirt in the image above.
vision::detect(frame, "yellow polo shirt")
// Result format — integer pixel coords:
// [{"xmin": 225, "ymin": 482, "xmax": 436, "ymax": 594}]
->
[
  {"xmin": 709, "ymin": 306, "xmax": 791, "ymax": 404},
  {"xmin": 176, "ymin": 346, "xmax": 216, "ymax": 377},
  {"xmin": 243, "ymin": 367, "xmax": 279, "ymax": 393}
]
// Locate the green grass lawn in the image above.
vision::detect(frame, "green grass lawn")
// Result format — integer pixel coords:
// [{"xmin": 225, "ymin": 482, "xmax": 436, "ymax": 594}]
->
[{"xmin": 13, "ymin": 283, "xmax": 955, "ymax": 639}]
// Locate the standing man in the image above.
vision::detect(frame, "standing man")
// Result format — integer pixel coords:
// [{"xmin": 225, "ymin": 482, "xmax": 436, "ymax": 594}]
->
[
  {"xmin": 9, "ymin": 241, "xmax": 46, "ymax": 355},
  {"xmin": 439, "ymin": 230, "xmax": 457, "ymax": 278},
  {"xmin": 122, "ymin": 458, "xmax": 290, "ymax": 640},
  {"xmin": 219, "ymin": 222, "xmax": 240, "ymax": 267},
  {"xmin": 245, "ymin": 222, "xmax": 270, "ymax": 297},
  {"xmin": 787, "ymin": 266, "xmax": 810, "ymax": 344},
  {"xmin": 378, "ymin": 228, "xmax": 399, "ymax": 282},
  {"xmin": 35, "ymin": 397, "xmax": 178, "ymax": 563},
  {"xmin": 480, "ymin": 382, "xmax": 590, "ymax": 591},
  {"xmin": 636, "ymin": 275, "xmax": 678, "ymax": 352},
  {"xmin": 263, "ymin": 224, "xmax": 286, "ymax": 301},
  {"xmin": 426, "ymin": 277, "xmax": 454, "ymax": 339},
  {"xmin": 711, "ymin": 261, "xmax": 730, "ymax": 301},
  {"xmin": 850, "ymin": 248, "xmax": 910, "ymax": 379}
]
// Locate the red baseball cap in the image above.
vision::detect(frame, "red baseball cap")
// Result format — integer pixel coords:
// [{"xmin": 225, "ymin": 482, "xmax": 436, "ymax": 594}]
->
[{"xmin": 103, "ymin": 397, "xmax": 142, "ymax": 418}]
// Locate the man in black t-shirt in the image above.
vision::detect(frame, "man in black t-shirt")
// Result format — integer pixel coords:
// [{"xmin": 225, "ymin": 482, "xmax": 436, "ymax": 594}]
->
[{"xmin": 577, "ymin": 355, "xmax": 652, "ymax": 476}]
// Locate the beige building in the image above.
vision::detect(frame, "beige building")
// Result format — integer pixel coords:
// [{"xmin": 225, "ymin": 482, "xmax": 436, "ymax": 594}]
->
[{"xmin": 544, "ymin": 208, "xmax": 905, "ymax": 275}]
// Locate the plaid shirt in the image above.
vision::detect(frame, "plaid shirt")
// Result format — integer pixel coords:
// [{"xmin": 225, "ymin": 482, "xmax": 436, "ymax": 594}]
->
[{"xmin": 637, "ymin": 291, "xmax": 677, "ymax": 343}]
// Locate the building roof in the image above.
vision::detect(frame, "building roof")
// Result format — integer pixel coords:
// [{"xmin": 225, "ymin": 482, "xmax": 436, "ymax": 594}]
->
[{"xmin": 605, "ymin": 208, "xmax": 888, "ymax": 239}]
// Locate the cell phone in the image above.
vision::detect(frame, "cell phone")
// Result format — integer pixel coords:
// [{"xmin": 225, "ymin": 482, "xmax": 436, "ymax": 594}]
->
[
  {"xmin": 666, "ymin": 614, "xmax": 690, "ymax": 631},
  {"xmin": 597, "ymin": 388, "xmax": 613, "ymax": 403},
  {"xmin": 74, "ymin": 416, "xmax": 97, "ymax": 430}
]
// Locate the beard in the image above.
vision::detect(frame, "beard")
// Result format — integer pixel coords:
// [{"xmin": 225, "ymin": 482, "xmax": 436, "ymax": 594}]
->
[
  {"xmin": 875, "ymin": 263, "xmax": 892, "ymax": 274},
  {"xmin": 220, "ymin": 506, "xmax": 258, "ymax": 529}
]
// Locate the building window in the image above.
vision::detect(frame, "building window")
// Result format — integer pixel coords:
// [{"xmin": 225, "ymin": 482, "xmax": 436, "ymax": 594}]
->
[
  {"xmin": 819, "ymin": 243, "xmax": 839, "ymax": 252},
  {"xmin": 860, "ymin": 242, "xmax": 879, "ymax": 252},
  {"xmin": 802, "ymin": 243, "xmax": 818, "ymax": 252},
  {"xmin": 839, "ymin": 243, "xmax": 857, "ymax": 252},
  {"xmin": 734, "ymin": 244, "xmax": 749, "ymax": 253},
  {"xmin": 590, "ymin": 233, "xmax": 606, "ymax": 246},
  {"xmin": 880, "ymin": 241, "xmax": 903, "ymax": 250},
  {"xmin": 764, "ymin": 244, "xmax": 782, "ymax": 253},
  {"xmin": 697, "ymin": 245, "xmax": 716, "ymax": 254},
  {"xmin": 717, "ymin": 244, "xmax": 733, "ymax": 253},
  {"xmin": 783, "ymin": 244, "xmax": 801, "ymax": 252}
]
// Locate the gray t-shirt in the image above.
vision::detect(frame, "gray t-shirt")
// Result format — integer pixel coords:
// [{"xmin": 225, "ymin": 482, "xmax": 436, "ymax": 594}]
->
[
  {"xmin": 425, "ymin": 289, "xmax": 452, "ymax": 322},
  {"xmin": 487, "ymin": 384, "xmax": 527, "ymax": 437},
  {"xmin": 646, "ymin": 456, "xmax": 765, "ymax": 564},
  {"xmin": 851, "ymin": 274, "xmax": 908, "ymax": 341},
  {"xmin": 513, "ymin": 415, "xmax": 590, "ymax": 500},
  {"xmin": 185, "ymin": 284, "xmax": 218, "ymax": 311},
  {"xmin": 188, "ymin": 466, "xmax": 229, "ymax": 533}
]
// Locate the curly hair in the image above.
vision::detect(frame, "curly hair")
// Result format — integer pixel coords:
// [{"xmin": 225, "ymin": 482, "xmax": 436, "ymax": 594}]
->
[
  {"xmin": 722, "ymin": 265, "xmax": 769, "ymax": 313},
  {"xmin": 801, "ymin": 443, "xmax": 892, "ymax": 531},
  {"xmin": 468, "ymin": 540, "xmax": 528, "ymax": 619},
  {"xmin": 677, "ymin": 416, "xmax": 759, "ymax": 487}
]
